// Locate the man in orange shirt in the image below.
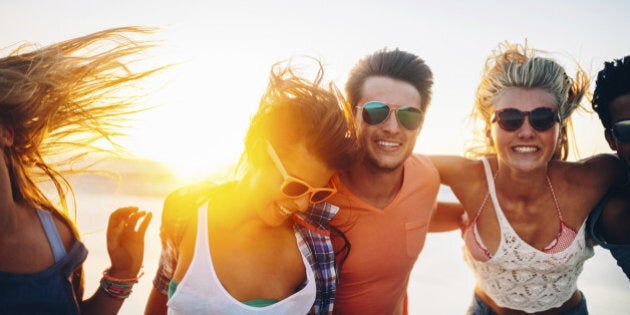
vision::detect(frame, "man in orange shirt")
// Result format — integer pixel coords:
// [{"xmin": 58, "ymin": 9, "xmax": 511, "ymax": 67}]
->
[{"xmin": 329, "ymin": 48, "xmax": 459, "ymax": 314}]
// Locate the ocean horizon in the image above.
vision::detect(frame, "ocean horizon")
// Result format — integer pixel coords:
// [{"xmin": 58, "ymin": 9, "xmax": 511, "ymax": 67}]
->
[{"xmin": 70, "ymin": 168, "xmax": 630, "ymax": 315}]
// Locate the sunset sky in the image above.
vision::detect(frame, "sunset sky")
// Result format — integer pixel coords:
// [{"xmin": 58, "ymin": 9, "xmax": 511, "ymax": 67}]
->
[{"xmin": 2, "ymin": 0, "xmax": 629, "ymax": 180}]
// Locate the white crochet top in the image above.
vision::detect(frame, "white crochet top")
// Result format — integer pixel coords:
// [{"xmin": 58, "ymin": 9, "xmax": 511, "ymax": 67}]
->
[{"xmin": 463, "ymin": 158, "xmax": 594, "ymax": 313}]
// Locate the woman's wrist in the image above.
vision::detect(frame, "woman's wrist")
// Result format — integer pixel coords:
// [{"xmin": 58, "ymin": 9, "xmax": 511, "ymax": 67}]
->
[
  {"xmin": 105, "ymin": 266, "xmax": 143, "ymax": 280},
  {"xmin": 99, "ymin": 267, "xmax": 143, "ymax": 299}
]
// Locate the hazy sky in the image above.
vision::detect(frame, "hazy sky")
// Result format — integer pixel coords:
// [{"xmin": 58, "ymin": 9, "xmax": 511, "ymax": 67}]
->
[{"xmin": 2, "ymin": 0, "xmax": 629, "ymax": 179}]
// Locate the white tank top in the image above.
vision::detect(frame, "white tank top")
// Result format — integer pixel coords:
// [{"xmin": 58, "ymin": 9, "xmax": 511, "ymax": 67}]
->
[
  {"xmin": 167, "ymin": 203, "xmax": 316, "ymax": 315},
  {"xmin": 463, "ymin": 157, "xmax": 594, "ymax": 313}
]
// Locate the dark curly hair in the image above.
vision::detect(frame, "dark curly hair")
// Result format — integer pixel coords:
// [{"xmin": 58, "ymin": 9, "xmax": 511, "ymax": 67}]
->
[{"xmin": 592, "ymin": 56, "xmax": 630, "ymax": 129}]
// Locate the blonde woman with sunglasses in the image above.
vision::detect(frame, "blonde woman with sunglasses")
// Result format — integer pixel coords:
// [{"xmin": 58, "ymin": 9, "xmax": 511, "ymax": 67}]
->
[
  {"xmin": 145, "ymin": 60, "xmax": 359, "ymax": 315},
  {"xmin": 0, "ymin": 27, "xmax": 157, "ymax": 314},
  {"xmin": 429, "ymin": 43, "xmax": 623, "ymax": 314}
]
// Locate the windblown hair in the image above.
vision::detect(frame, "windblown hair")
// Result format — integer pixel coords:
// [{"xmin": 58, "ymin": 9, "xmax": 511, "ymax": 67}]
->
[
  {"xmin": 592, "ymin": 55, "xmax": 630, "ymax": 129},
  {"xmin": 243, "ymin": 58, "xmax": 359, "ymax": 171},
  {"xmin": 0, "ymin": 26, "xmax": 164, "ymax": 299},
  {"xmin": 0, "ymin": 26, "xmax": 163, "ymax": 217},
  {"xmin": 466, "ymin": 42, "xmax": 588, "ymax": 160},
  {"xmin": 345, "ymin": 48, "xmax": 433, "ymax": 122}
]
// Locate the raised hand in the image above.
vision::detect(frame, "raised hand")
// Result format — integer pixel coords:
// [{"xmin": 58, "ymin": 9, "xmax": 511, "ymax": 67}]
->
[{"xmin": 106, "ymin": 206, "xmax": 152, "ymax": 279}]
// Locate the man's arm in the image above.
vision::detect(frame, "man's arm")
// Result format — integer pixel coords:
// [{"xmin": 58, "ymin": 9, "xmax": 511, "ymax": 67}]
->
[{"xmin": 429, "ymin": 201, "xmax": 466, "ymax": 232}]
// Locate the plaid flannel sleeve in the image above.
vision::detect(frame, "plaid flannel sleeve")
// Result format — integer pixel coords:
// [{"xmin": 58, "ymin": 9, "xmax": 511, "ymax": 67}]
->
[{"xmin": 294, "ymin": 202, "xmax": 339, "ymax": 315}]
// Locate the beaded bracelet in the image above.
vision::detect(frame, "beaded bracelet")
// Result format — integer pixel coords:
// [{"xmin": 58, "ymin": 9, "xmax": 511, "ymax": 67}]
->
[
  {"xmin": 99, "ymin": 268, "xmax": 143, "ymax": 299},
  {"xmin": 102, "ymin": 268, "xmax": 143, "ymax": 283},
  {"xmin": 100, "ymin": 278, "xmax": 134, "ymax": 299}
]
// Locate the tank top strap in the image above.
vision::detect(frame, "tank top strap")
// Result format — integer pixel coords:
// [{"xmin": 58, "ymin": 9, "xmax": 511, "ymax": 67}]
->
[
  {"xmin": 35, "ymin": 209, "xmax": 67, "ymax": 262},
  {"xmin": 480, "ymin": 157, "xmax": 509, "ymax": 225},
  {"xmin": 546, "ymin": 175, "xmax": 564, "ymax": 221},
  {"xmin": 195, "ymin": 202, "xmax": 211, "ymax": 265}
]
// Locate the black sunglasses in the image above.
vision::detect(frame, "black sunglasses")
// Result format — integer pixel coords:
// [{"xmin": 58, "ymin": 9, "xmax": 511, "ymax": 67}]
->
[
  {"xmin": 612, "ymin": 120, "xmax": 630, "ymax": 144},
  {"xmin": 491, "ymin": 107, "xmax": 559, "ymax": 132},
  {"xmin": 360, "ymin": 101, "xmax": 423, "ymax": 130}
]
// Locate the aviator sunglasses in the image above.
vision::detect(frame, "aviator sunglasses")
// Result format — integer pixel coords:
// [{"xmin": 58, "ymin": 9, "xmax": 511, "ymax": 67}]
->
[
  {"xmin": 612, "ymin": 120, "xmax": 630, "ymax": 144},
  {"xmin": 265, "ymin": 140, "xmax": 337, "ymax": 203},
  {"xmin": 360, "ymin": 101, "xmax": 423, "ymax": 130},
  {"xmin": 491, "ymin": 107, "xmax": 560, "ymax": 132}
]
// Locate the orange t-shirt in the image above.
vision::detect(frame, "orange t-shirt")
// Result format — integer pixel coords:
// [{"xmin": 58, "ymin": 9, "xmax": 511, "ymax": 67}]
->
[{"xmin": 330, "ymin": 154, "xmax": 439, "ymax": 315}]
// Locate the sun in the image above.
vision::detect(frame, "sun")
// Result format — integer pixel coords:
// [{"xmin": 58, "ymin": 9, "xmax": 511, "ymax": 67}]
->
[
  {"xmin": 123, "ymin": 99, "xmax": 247, "ymax": 183},
  {"xmin": 118, "ymin": 59, "xmax": 260, "ymax": 183}
]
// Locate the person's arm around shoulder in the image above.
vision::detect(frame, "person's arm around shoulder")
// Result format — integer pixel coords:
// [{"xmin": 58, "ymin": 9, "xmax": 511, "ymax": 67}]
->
[
  {"xmin": 428, "ymin": 155, "xmax": 475, "ymax": 187},
  {"xmin": 427, "ymin": 155, "xmax": 477, "ymax": 232},
  {"xmin": 578, "ymin": 153, "xmax": 625, "ymax": 188},
  {"xmin": 429, "ymin": 201, "xmax": 466, "ymax": 232},
  {"xmin": 81, "ymin": 207, "xmax": 152, "ymax": 315}
]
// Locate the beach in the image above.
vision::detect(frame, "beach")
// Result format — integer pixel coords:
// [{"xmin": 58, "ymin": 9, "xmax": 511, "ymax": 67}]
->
[{"xmin": 72, "ymin": 173, "xmax": 630, "ymax": 315}]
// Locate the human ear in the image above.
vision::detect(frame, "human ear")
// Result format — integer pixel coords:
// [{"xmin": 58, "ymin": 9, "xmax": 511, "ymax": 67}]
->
[{"xmin": 605, "ymin": 129, "xmax": 617, "ymax": 151}]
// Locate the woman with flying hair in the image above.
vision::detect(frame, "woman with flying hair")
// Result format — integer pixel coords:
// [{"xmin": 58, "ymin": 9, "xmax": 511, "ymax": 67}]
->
[
  {"xmin": 0, "ymin": 27, "xmax": 159, "ymax": 314},
  {"xmin": 145, "ymin": 59, "xmax": 359, "ymax": 315},
  {"xmin": 430, "ymin": 42, "xmax": 623, "ymax": 314}
]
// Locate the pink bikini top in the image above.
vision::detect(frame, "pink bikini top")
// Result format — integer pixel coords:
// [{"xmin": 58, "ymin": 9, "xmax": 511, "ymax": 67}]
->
[{"xmin": 463, "ymin": 175, "xmax": 577, "ymax": 262}]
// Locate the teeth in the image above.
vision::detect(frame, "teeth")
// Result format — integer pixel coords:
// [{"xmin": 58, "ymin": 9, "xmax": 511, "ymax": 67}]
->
[
  {"xmin": 378, "ymin": 141, "xmax": 400, "ymax": 147},
  {"xmin": 278, "ymin": 205, "xmax": 292, "ymax": 216},
  {"xmin": 513, "ymin": 146, "xmax": 537, "ymax": 153}
]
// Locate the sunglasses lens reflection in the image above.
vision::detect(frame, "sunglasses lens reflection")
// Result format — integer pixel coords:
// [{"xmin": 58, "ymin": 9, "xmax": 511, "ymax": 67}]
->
[
  {"xmin": 397, "ymin": 107, "xmax": 423, "ymax": 130},
  {"xmin": 362, "ymin": 102, "xmax": 422, "ymax": 130},
  {"xmin": 362, "ymin": 102, "xmax": 389, "ymax": 125}
]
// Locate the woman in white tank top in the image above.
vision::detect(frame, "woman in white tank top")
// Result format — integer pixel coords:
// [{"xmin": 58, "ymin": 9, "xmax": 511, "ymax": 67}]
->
[
  {"xmin": 429, "ymin": 42, "xmax": 624, "ymax": 314},
  {"xmin": 144, "ymin": 59, "xmax": 360, "ymax": 315}
]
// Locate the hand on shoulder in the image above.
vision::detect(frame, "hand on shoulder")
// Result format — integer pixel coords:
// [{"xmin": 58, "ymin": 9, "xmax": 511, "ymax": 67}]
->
[
  {"xmin": 162, "ymin": 181, "xmax": 217, "ymax": 221},
  {"xmin": 160, "ymin": 181, "xmax": 217, "ymax": 246},
  {"xmin": 562, "ymin": 153, "xmax": 624, "ymax": 187}
]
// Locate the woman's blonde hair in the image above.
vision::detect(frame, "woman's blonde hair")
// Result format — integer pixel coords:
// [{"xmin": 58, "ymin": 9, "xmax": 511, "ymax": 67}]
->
[
  {"xmin": 0, "ymin": 26, "xmax": 165, "ymax": 299},
  {"xmin": 465, "ymin": 42, "xmax": 588, "ymax": 160},
  {"xmin": 0, "ymin": 26, "xmax": 164, "ymax": 225}
]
